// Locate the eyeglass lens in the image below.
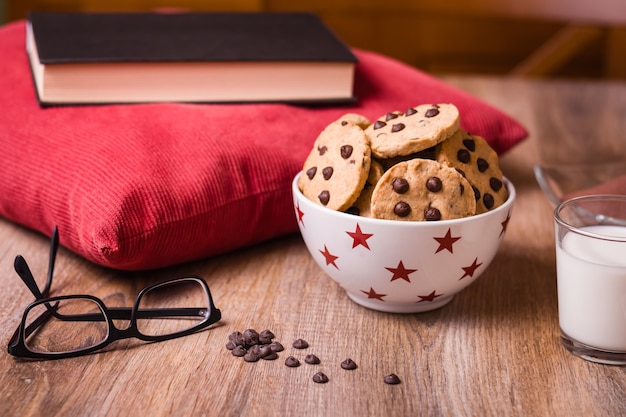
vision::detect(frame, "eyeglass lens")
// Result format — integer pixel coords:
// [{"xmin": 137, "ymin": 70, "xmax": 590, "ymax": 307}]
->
[
  {"xmin": 136, "ymin": 278, "xmax": 211, "ymax": 337},
  {"xmin": 24, "ymin": 298, "xmax": 108, "ymax": 354}
]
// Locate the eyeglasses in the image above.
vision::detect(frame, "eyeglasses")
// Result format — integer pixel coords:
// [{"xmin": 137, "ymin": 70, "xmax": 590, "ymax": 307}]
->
[{"xmin": 7, "ymin": 227, "xmax": 222, "ymax": 360}]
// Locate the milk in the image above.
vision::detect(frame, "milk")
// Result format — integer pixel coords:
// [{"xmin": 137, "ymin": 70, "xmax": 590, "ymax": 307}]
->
[{"xmin": 556, "ymin": 225, "xmax": 626, "ymax": 352}]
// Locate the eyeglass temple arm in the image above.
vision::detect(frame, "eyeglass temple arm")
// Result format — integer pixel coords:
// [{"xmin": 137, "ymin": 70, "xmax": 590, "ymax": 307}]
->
[{"xmin": 13, "ymin": 226, "xmax": 59, "ymax": 301}]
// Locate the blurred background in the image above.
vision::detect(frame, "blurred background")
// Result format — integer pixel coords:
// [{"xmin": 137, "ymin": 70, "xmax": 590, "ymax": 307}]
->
[{"xmin": 2, "ymin": 0, "xmax": 626, "ymax": 79}]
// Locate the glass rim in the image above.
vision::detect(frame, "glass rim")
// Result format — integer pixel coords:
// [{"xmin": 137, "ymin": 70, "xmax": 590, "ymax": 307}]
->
[{"xmin": 554, "ymin": 194, "xmax": 626, "ymax": 242}]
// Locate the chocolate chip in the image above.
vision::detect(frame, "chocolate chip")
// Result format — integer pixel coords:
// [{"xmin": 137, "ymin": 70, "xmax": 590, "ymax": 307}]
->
[
  {"xmin": 318, "ymin": 191, "xmax": 330, "ymax": 205},
  {"xmin": 262, "ymin": 351, "xmax": 279, "ymax": 361},
  {"xmin": 306, "ymin": 167, "xmax": 317, "ymax": 180},
  {"xmin": 391, "ymin": 123, "xmax": 405, "ymax": 133},
  {"xmin": 385, "ymin": 112, "xmax": 399, "ymax": 121},
  {"xmin": 341, "ymin": 358, "xmax": 358, "ymax": 370},
  {"xmin": 243, "ymin": 329, "xmax": 259, "ymax": 347},
  {"xmin": 270, "ymin": 342, "xmax": 284, "ymax": 352},
  {"xmin": 232, "ymin": 345, "xmax": 247, "ymax": 357},
  {"xmin": 462, "ymin": 138, "xmax": 476, "ymax": 151},
  {"xmin": 225, "ymin": 341, "xmax": 237, "ymax": 350},
  {"xmin": 243, "ymin": 351, "xmax": 261, "ymax": 362},
  {"xmin": 490, "ymin": 177, "xmax": 503, "ymax": 192},
  {"xmin": 229, "ymin": 331, "xmax": 245, "ymax": 347},
  {"xmin": 472, "ymin": 186, "xmax": 481, "ymax": 201},
  {"xmin": 285, "ymin": 356, "xmax": 301, "ymax": 367},
  {"xmin": 312, "ymin": 372, "xmax": 329, "ymax": 384},
  {"xmin": 457, "ymin": 149, "xmax": 471, "ymax": 164},
  {"xmin": 317, "ymin": 145, "xmax": 328, "ymax": 155},
  {"xmin": 341, "ymin": 120, "xmax": 348, "ymax": 126},
  {"xmin": 292, "ymin": 338, "xmax": 309, "ymax": 349},
  {"xmin": 405, "ymin": 107, "xmax": 417, "ymax": 116},
  {"xmin": 483, "ymin": 193, "xmax": 495, "ymax": 210},
  {"xmin": 383, "ymin": 374, "xmax": 401, "ymax": 385},
  {"xmin": 424, "ymin": 207, "xmax": 442, "ymax": 221},
  {"xmin": 305, "ymin": 354, "xmax": 321, "ymax": 365},
  {"xmin": 426, "ymin": 176, "xmax": 442, "ymax": 192},
  {"xmin": 322, "ymin": 166, "xmax": 333, "ymax": 180},
  {"xmin": 392, "ymin": 177, "xmax": 409, "ymax": 194},
  {"xmin": 340, "ymin": 145, "xmax": 353, "ymax": 159},
  {"xmin": 394, "ymin": 202, "xmax": 411, "ymax": 217},
  {"xmin": 373, "ymin": 120, "xmax": 386, "ymax": 130},
  {"xmin": 477, "ymin": 158, "xmax": 489, "ymax": 172},
  {"xmin": 425, "ymin": 107, "xmax": 439, "ymax": 118},
  {"xmin": 259, "ymin": 329, "xmax": 275, "ymax": 344},
  {"xmin": 259, "ymin": 344, "xmax": 274, "ymax": 358}
]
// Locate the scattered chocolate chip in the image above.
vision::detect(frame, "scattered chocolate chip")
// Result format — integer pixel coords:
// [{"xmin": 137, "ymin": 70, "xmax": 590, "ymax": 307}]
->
[
  {"xmin": 426, "ymin": 176, "xmax": 442, "ymax": 192},
  {"xmin": 285, "ymin": 356, "xmax": 301, "ymax": 367},
  {"xmin": 270, "ymin": 342, "xmax": 284, "ymax": 352},
  {"xmin": 225, "ymin": 341, "xmax": 237, "ymax": 350},
  {"xmin": 384, "ymin": 374, "xmax": 401, "ymax": 385},
  {"xmin": 462, "ymin": 138, "xmax": 476, "ymax": 151},
  {"xmin": 259, "ymin": 329, "xmax": 275, "ymax": 344},
  {"xmin": 243, "ymin": 351, "xmax": 261, "ymax": 362},
  {"xmin": 305, "ymin": 354, "xmax": 321, "ymax": 365},
  {"xmin": 243, "ymin": 329, "xmax": 259, "ymax": 347},
  {"xmin": 477, "ymin": 158, "xmax": 489, "ymax": 172},
  {"xmin": 340, "ymin": 145, "xmax": 354, "ymax": 159},
  {"xmin": 232, "ymin": 345, "xmax": 247, "ymax": 357},
  {"xmin": 385, "ymin": 112, "xmax": 400, "ymax": 121},
  {"xmin": 318, "ymin": 191, "xmax": 330, "ymax": 206},
  {"xmin": 306, "ymin": 167, "xmax": 317, "ymax": 180},
  {"xmin": 373, "ymin": 120, "xmax": 386, "ymax": 130},
  {"xmin": 483, "ymin": 193, "xmax": 495, "ymax": 210},
  {"xmin": 317, "ymin": 145, "xmax": 328, "ymax": 155},
  {"xmin": 394, "ymin": 201, "xmax": 411, "ymax": 217},
  {"xmin": 424, "ymin": 207, "xmax": 442, "ymax": 221},
  {"xmin": 340, "ymin": 358, "xmax": 358, "ymax": 370},
  {"xmin": 392, "ymin": 177, "xmax": 409, "ymax": 194},
  {"xmin": 292, "ymin": 339, "xmax": 309, "ymax": 349},
  {"xmin": 262, "ymin": 351, "xmax": 279, "ymax": 361},
  {"xmin": 322, "ymin": 166, "xmax": 334, "ymax": 180},
  {"xmin": 425, "ymin": 107, "xmax": 439, "ymax": 118},
  {"xmin": 457, "ymin": 149, "xmax": 471, "ymax": 164},
  {"xmin": 391, "ymin": 123, "xmax": 405, "ymax": 133},
  {"xmin": 229, "ymin": 331, "xmax": 245, "ymax": 347},
  {"xmin": 312, "ymin": 372, "xmax": 329, "ymax": 384},
  {"xmin": 490, "ymin": 177, "xmax": 503, "ymax": 192},
  {"xmin": 259, "ymin": 345, "xmax": 274, "ymax": 358},
  {"xmin": 405, "ymin": 107, "xmax": 417, "ymax": 116}
]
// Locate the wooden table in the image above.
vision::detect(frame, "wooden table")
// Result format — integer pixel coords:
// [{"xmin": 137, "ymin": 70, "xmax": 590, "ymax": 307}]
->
[{"xmin": 1, "ymin": 76, "xmax": 625, "ymax": 417}]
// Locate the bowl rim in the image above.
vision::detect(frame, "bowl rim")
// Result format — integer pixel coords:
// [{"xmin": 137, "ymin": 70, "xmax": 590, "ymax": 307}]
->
[{"xmin": 292, "ymin": 172, "xmax": 515, "ymax": 227}]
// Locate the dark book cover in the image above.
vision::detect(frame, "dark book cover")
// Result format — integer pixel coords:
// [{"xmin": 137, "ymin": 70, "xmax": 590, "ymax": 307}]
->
[{"xmin": 28, "ymin": 11, "xmax": 358, "ymax": 65}]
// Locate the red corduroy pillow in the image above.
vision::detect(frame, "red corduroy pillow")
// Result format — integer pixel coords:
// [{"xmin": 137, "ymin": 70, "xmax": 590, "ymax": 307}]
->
[{"xmin": 0, "ymin": 20, "xmax": 528, "ymax": 270}]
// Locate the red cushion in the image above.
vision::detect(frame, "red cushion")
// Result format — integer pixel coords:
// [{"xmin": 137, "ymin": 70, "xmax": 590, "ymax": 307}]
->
[{"xmin": 0, "ymin": 20, "xmax": 528, "ymax": 270}]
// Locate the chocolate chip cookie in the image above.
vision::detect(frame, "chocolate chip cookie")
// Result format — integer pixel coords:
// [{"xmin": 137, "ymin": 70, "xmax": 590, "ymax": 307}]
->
[
  {"xmin": 298, "ymin": 120, "xmax": 371, "ymax": 211},
  {"xmin": 370, "ymin": 159, "xmax": 475, "ymax": 221},
  {"xmin": 346, "ymin": 160, "xmax": 384, "ymax": 217},
  {"xmin": 435, "ymin": 129, "xmax": 507, "ymax": 214},
  {"xmin": 364, "ymin": 104, "xmax": 460, "ymax": 159}
]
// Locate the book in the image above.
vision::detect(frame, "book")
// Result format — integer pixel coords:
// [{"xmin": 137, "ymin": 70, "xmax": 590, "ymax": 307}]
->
[{"xmin": 25, "ymin": 12, "xmax": 358, "ymax": 106}]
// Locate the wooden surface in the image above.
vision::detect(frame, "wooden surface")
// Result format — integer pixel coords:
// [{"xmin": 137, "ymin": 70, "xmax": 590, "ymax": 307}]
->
[{"xmin": 1, "ymin": 76, "xmax": 626, "ymax": 417}]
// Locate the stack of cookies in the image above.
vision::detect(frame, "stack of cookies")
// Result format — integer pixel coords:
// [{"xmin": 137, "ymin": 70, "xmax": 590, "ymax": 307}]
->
[{"xmin": 297, "ymin": 103, "xmax": 507, "ymax": 221}]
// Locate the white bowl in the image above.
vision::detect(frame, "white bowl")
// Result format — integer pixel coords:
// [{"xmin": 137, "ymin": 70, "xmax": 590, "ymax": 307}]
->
[{"xmin": 292, "ymin": 173, "xmax": 516, "ymax": 313}]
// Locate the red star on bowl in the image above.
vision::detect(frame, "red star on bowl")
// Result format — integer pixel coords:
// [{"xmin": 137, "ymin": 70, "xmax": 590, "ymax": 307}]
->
[
  {"xmin": 433, "ymin": 228, "xmax": 461, "ymax": 254},
  {"xmin": 295, "ymin": 203, "xmax": 305, "ymax": 225},
  {"xmin": 346, "ymin": 223, "xmax": 373, "ymax": 250},
  {"xmin": 319, "ymin": 245, "xmax": 339, "ymax": 269},
  {"xmin": 460, "ymin": 258, "xmax": 483, "ymax": 280},
  {"xmin": 499, "ymin": 211, "xmax": 511, "ymax": 237},
  {"xmin": 417, "ymin": 290, "xmax": 443, "ymax": 302},
  {"xmin": 385, "ymin": 260, "xmax": 417, "ymax": 283},
  {"xmin": 361, "ymin": 287, "xmax": 387, "ymax": 301}
]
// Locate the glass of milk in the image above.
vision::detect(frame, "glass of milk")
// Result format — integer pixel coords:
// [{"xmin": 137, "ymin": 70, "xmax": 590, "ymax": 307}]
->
[{"xmin": 555, "ymin": 194, "xmax": 626, "ymax": 365}]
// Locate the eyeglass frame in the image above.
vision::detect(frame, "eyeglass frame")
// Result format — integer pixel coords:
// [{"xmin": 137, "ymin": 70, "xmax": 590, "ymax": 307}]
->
[{"xmin": 7, "ymin": 226, "xmax": 222, "ymax": 360}]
